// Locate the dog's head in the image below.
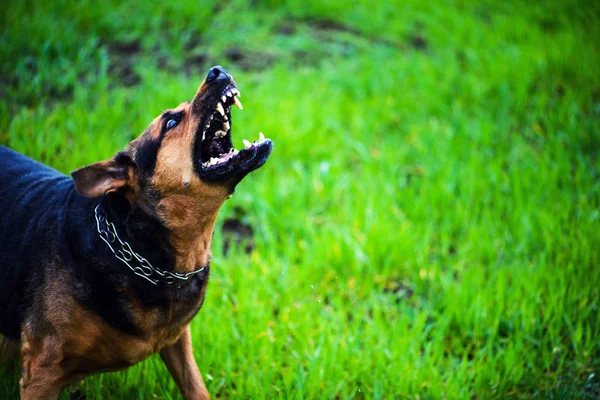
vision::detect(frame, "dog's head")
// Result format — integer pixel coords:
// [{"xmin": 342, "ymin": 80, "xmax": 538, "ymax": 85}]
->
[{"xmin": 72, "ymin": 66, "xmax": 273, "ymax": 224}]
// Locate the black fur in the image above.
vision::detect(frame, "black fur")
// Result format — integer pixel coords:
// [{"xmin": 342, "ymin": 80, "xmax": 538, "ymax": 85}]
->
[
  {"xmin": 133, "ymin": 128, "xmax": 164, "ymax": 181},
  {"xmin": 0, "ymin": 145, "xmax": 209, "ymax": 341}
]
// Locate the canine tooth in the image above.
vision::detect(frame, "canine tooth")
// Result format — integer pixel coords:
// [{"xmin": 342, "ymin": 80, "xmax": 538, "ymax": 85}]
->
[
  {"xmin": 221, "ymin": 95, "xmax": 227, "ymax": 102},
  {"xmin": 233, "ymin": 97, "xmax": 243, "ymax": 110},
  {"xmin": 216, "ymin": 103, "xmax": 225, "ymax": 115},
  {"xmin": 223, "ymin": 121, "xmax": 230, "ymax": 130},
  {"xmin": 259, "ymin": 132, "xmax": 265, "ymax": 141},
  {"xmin": 243, "ymin": 139, "xmax": 252, "ymax": 149}
]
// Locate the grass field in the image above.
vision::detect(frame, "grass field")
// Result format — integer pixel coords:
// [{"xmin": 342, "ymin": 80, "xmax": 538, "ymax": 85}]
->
[{"xmin": 1, "ymin": 1, "xmax": 600, "ymax": 398}]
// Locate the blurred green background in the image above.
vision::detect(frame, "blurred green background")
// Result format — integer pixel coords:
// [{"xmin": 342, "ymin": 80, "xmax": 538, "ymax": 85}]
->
[{"xmin": 1, "ymin": 0, "xmax": 599, "ymax": 398}]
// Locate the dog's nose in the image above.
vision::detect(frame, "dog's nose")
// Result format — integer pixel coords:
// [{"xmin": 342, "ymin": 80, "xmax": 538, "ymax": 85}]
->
[{"xmin": 205, "ymin": 66, "xmax": 229, "ymax": 83}]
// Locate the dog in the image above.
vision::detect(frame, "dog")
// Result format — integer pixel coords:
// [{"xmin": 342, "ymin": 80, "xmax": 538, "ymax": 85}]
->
[{"xmin": 0, "ymin": 65, "xmax": 273, "ymax": 399}]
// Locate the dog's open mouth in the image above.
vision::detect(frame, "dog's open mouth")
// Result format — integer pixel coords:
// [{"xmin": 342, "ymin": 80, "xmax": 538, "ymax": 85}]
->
[{"xmin": 194, "ymin": 84, "xmax": 273, "ymax": 182}]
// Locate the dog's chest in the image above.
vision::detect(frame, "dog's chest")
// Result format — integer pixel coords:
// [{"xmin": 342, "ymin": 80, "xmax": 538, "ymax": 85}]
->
[
  {"xmin": 115, "ymin": 275, "xmax": 210, "ymax": 357},
  {"xmin": 46, "ymin": 269, "xmax": 210, "ymax": 370},
  {"xmin": 48, "ymin": 291, "xmax": 205, "ymax": 376}
]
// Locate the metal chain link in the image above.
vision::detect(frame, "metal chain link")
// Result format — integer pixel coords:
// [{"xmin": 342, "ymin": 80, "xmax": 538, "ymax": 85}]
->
[{"xmin": 94, "ymin": 204, "xmax": 205, "ymax": 285}]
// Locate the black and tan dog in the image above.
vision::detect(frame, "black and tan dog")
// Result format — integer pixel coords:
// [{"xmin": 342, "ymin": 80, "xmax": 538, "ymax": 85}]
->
[{"xmin": 0, "ymin": 66, "xmax": 272, "ymax": 399}]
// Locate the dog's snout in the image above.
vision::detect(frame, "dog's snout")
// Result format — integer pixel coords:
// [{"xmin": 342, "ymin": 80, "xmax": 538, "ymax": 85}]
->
[{"xmin": 205, "ymin": 66, "xmax": 229, "ymax": 83}]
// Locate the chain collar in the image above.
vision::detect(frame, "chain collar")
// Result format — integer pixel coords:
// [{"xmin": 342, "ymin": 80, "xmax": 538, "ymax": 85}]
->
[{"xmin": 94, "ymin": 204, "xmax": 205, "ymax": 286}]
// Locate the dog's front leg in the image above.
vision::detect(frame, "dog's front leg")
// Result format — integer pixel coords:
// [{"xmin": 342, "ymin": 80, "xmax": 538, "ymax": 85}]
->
[
  {"xmin": 160, "ymin": 325, "xmax": 209, "ymax": 400},
  {"xmin": 19, "ymin": 337, "xmax": 64, "ymax": 400}
]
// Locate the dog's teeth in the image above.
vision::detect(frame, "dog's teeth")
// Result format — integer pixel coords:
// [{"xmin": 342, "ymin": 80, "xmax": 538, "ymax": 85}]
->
[
  {"xmin": 232, "ymin": 88, "xmax": 240, "ymax": 97},
  {"xmin": 221, "ymin": 95, "xmax": 226, "ymax": 102},
  {"xmin": 259, "ymin": 132, "xmax": 265, "ymax": 141},
  {"xmin": 202, "ymin": 131, "xmax": 206, "ymax": 141},
  {"xmin": 233, "ymin": 97, "xmax": 243, "ymax": 110},
  {"xmin": 223, "ymin": 121, "xmax": 230, "ymax": 130},
  {"xmin": 215, "ymin": 130, "xmax": 227, "ymax": 138},
  {"xmin": 243, "ymin": 139, "xmax": 252, "ymax": 149},
  {"xmin": 216, "ymin": 103, "xmax": 225, "ymax": 115},
  {"xmin": 226, "ymin": 90, "xmax": 233, "ymax": 97}
]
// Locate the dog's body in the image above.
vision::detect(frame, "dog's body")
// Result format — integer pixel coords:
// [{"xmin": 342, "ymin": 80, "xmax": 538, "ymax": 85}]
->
[
  {"xmin": 0, "ymin": 146, "xmax": 210, "ymax": 390},
  {"xmin": 0, "ymin": 66, "xmax": 273, "ymax": 399}
]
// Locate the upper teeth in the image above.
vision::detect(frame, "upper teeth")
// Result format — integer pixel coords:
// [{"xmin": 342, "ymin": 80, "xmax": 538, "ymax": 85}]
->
[
  {"xmin": 233, "ymin": 97, "xmax": 243, "ymax": 110},
  {"xmin": 216, "ymin": 103, "xmax": 225, "ymax": 116}
]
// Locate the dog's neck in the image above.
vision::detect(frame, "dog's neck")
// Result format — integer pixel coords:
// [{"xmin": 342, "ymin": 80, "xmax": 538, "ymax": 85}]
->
[
  {"xmin": 100, "ymin": 191, "xmax": 223, "ymax": 277},
  {"xmin": 154, "ymin": 194, "xmax": 224, "ymax": 274},
  {"xmin": 98, "ymin": 194, "xmax": 177, "ymax": 274}
]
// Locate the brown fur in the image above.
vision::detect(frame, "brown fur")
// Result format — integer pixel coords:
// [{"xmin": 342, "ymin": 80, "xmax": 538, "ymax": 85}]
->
[
  {"xmin": 160, "ymin": 326, "xmax": 209, "ymax": 399},
  {"xmin": 128, "ymin": 101, "xmax": 232, "ymax": 274}
]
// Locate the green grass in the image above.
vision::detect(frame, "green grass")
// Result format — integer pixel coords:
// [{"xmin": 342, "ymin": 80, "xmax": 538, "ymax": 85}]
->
[{"xmin": 1, "ymin": 0, "xmax": 600, "ymax": 398}]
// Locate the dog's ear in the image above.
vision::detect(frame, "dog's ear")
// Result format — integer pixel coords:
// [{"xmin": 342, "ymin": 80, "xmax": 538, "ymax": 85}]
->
[{"xmin": 71, "ymin": 152, "xmax": 136, "ymax": 198}]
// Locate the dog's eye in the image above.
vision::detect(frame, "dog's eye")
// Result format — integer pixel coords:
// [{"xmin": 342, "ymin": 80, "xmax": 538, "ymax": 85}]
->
[{"xmin": 166, "ymin": 119, "xmax": 178, "ymax": 130}]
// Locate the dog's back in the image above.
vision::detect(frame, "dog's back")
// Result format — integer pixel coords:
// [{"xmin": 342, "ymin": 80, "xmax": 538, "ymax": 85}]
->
[{"xmin": 0, "ymin": 146, "xmax": 73, "ymax": 339}]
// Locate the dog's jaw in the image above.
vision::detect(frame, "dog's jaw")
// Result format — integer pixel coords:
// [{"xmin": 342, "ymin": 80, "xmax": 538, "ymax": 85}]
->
[{"xmin": 190, "ymin": 80, "xmax": 273, "ymax": 186}]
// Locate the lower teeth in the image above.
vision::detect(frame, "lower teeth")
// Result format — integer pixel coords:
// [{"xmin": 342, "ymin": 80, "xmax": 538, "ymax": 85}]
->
[
  {"xmin": 201, "ymin": 132, "xmax": 268, "ymax": 169},
  {"xmin": 202, "ymin": 148, "xmax": 239, "ymax": 167}
]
